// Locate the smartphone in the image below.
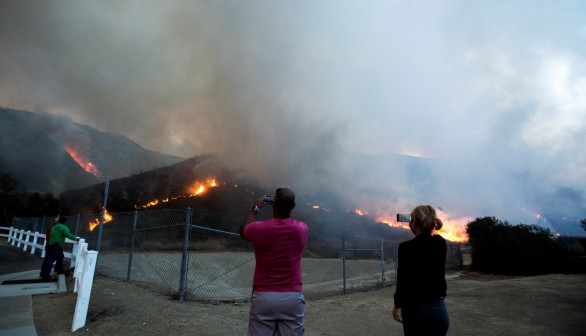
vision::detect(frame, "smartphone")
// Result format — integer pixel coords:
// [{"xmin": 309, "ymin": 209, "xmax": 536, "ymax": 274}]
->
[{"xmin": 396, "ymin": 214, "xmax": 411, "ymax": 222}]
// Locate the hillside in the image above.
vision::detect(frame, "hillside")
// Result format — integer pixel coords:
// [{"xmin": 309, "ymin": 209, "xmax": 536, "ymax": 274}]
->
[
  {"xmin": 60, "ymin": 153, "xmax": 414, "ymax": 242},
  {"xmin": 0, "ymin": 108, "xmax": 183, "ymax": 193},
  {"xmin": 0, "ymin": 108, "xmax": 420, "ymax": 241}
]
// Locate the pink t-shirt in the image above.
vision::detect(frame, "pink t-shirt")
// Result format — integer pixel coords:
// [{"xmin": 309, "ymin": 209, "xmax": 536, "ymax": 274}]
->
[{"xmin": 243, "ymin": 217, "xmax": 309, "ymax": 292}]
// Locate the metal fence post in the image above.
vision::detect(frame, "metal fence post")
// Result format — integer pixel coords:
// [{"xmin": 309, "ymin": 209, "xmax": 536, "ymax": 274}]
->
[
  {"xmin": 342, "ymin": 236, "xmax": 346, "ymax": 295},
  {"xmin": 74, "ymin": 213, "xmax": 81, "ymax": 236},
  {"xmin": 127, "ymin": 210, "xmax": 138, "ymax": 282},
  {"xmin": 95, "ymin": 210, "xmax": 105, "ymax": 252},
  {"xmin": 95, "ymin": 176, "xmax": 110, "ymax": 252},
  {"xmin": 179, "ymin": 207, "xmax": 192, "ymax": 302},
  {"xmin": 34, "ymin": 216, "xmax": 41, "ymax": 233},
  {"xmin": 380, "ymin": 241, "xmax": 385, "ymax": 287}
]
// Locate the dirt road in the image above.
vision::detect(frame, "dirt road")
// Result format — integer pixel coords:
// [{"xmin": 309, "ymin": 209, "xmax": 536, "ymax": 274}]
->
[{"xmin": 32, "ymin": 271, "xmax": 586, "ymax": 335}]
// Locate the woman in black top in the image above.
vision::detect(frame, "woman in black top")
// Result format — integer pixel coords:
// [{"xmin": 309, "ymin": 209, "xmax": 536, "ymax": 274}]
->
[{"xmin": 392, "ymin": 205, "xmax": 449, "ymax": 335}]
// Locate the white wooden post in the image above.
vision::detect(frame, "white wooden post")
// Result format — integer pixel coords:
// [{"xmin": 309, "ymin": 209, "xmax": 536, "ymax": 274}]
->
[
  {"xmin": 13, "ymin": 229, "xmax": 19, "ymax": 246},
  {"xmin": 73, "ymin": 250, "xmax": 85, "ymax": 293},
  {"xmin": 71, "ymin": 243, "xmax": 98, "ymax": 332},
  {"xmin": 23, "ymin": 231, "xmax": 31, "ymax": 252},
  {"xmin": 16, "ymin": 230, "xmax": 24, "ymax": 248},
  {"xmin": 70, "ymin": 238, "xmax": 84, "ymax": 269},
  {"xmin": 8, "ymin": 227, "xmax": 15, "ymax": 243},
  {"xmin": 41, "ymin": 235, "xmax": 47, "ymax": 258},
  {"xmin": 31, "ymin": 232, "xmax": 39, "ymax": 254}
]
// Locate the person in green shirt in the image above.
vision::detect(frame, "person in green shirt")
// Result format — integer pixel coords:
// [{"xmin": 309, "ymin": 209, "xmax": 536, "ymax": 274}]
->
[{"xmin": 40, "ymin": 216, "xmax": 79, "ymax": 280}]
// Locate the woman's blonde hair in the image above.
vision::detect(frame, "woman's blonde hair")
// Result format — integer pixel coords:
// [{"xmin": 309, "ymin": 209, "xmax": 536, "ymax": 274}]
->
[{"xmin": 410, "ymin": 205, "xmax": 443, "ymax": 233}]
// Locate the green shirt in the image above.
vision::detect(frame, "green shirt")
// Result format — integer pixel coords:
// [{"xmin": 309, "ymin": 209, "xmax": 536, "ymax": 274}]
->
[{"xmin": 48, "ymin": 223, "xmax": 78, "ymax": 246}]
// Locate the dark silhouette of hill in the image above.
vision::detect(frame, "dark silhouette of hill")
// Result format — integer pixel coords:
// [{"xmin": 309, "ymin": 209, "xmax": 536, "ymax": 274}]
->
[{"xmin": 0, "ymin": 108, "xmax": 183, "ymax": 194}]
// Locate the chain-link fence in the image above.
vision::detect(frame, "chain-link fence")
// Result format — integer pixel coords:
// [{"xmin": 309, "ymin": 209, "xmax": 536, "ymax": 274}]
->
[{"xmin": 11, "ymin": 208, "xmax": 463, "ymax": 302}]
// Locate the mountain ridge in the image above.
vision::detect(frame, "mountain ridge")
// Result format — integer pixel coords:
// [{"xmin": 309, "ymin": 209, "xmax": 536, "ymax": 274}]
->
[{"xmin": 0, "ymin": 108, "xmax": 184, "ymax": 193}]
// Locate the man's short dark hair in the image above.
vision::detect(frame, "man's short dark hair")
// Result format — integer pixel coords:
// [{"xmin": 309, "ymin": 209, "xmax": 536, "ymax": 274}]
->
[
  {"xmin": 58, "ymin": 216, "xmax": 68, "ymax": 224},
  {"xmin": 275, "ymin": 188, "xmax": 296, "ymax": 210}
]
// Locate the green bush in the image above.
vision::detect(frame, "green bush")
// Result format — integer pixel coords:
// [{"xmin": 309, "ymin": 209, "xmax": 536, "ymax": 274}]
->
[{"xmin": 466, "ymin": 217, "xmax": 579, "ymax": 275}]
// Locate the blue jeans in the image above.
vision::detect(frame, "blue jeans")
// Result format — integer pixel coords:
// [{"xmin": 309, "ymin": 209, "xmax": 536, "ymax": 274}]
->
[
  {"xmin": 40, "ymin": 244, "xmax": 65, "ymax": 278},
  {"xmin": 402, "ymin": 298, "xmax": 449, "ymax": 336}
]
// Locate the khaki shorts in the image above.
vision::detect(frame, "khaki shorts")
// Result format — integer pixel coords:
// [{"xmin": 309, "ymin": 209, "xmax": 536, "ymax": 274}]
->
[{"xmin": 248, "ymin": 291, "xmax": 305, "ymax": 336}]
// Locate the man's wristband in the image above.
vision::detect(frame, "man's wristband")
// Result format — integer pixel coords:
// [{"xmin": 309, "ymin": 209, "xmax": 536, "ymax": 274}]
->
[{"xmin": 251, "ymin": 205, "xmax": 260, "ymax": 212}]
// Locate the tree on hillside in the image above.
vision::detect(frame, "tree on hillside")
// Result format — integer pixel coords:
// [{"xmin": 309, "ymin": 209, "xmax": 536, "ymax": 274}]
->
[
  {"xmin": 466, "ymin": 216, "xmax": 576, "ymax": 275},
  {"xmin": 0, "ymin": 171, "xmax": 24, "ymax": 226},
  {"xmin": 16, "ymin": 192, "xmax": 61, "ymax": 218},
  {"xmin": 0, "ymin": 171, "xmax": 63, "ymax": 226},
  {"xmin": 581, "ymin": 218, "xmax": 586, "ymax": 232}
]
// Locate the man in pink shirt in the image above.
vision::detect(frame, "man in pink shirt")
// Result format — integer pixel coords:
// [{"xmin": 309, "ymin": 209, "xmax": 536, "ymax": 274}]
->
[{"xmin": 240, "ymin": 187, "xmax": 309, "ymax": 336}]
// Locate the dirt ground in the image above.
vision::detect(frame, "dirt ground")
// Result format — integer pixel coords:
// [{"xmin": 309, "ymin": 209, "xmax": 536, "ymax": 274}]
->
[{"xmin": 32, "ymin": 271, "xmax": 586, "ymax": 336}]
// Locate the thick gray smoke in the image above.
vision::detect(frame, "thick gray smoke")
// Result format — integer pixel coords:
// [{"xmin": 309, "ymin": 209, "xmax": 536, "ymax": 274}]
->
[{"xmin": 1, "ymin": 1, "xmax": 585, "ymax": 234}]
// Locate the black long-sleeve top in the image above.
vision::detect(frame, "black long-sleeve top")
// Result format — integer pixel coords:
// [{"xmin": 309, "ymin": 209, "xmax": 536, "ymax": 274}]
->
[{"xmin": 394, "ymin": 233, "xmax": 447, "ymax": 308}]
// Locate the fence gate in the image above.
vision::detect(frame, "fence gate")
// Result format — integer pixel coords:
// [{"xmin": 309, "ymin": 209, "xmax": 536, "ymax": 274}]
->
[{"xmin": 341, "ymin": 237, "xmax": 398, "ymax": 294}]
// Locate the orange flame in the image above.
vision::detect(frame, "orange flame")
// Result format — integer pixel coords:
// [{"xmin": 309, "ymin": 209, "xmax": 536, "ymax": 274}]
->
[
  {"xmin": 139, "ymin": 177, "xmax": 219, "ymax": 209},
  {"xmin": 306, "ymin": 203, "xmax": 331, "ymax": 212},
  {"xmin": 188, "ymin": 178, "xmax": 217, "ymax": 196},
  {"xmin": 371, "ymin": 208, "xmax": 470, "ymax": 242},
  {"xmin": 434, "ymin": 208, "xmax": 472, "ymax": 242},
  {"xmin": 376, "ymin": 216, "xmax": 410, "ymax": 229},
  {"xmin": 89, "ymin": 209, "xmax": 113, "ymax": 231},
  {"xmin": 191, "ymin": 185, "xmax": 205, "ymax": 195},
  {"xmin": 64, "ymin": 145, "xmax": 102, "ymax": 178}
]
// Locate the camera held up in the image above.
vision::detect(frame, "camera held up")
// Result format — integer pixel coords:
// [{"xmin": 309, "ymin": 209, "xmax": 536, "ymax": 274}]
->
[
  {"xmin": 262, "ymin": 195, "xmax": 274, "ymax": 205},
  {"xmin": 396, "ymin": 214, "xmax": 411, "ymax": 222}
]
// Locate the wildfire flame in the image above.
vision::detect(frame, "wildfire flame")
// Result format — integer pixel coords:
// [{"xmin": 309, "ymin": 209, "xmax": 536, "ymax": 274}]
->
[
  {"xmin": 375, "ymin": 216, "xmax": 410, "ymax": 229},
  {"xmin": 357, "ymin": 207, "xmax": 471, "ymax": 242},
  {"xmin": 306, "ymin": 203, "xmax": 331, "ymax": 212},
  {"xmin": 64, "ymin": 145, "xmax": 102, "ymax": 178},
  {"xmin": 89, "ymin": 209, "xmax": 113, "ymax": 231},
  {"xmin": 139, "ymin": 177, "xmax": 219, "ymax": 209},
  {"xmin": 189, "ymin": 178, "xmax": 217, "ymax": 196}
]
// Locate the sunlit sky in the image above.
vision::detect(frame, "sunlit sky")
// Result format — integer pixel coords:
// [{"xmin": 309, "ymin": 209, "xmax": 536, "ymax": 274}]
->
[{"xmin": 1, "ymin": 1, "xmax": 584, "ymax": 235}]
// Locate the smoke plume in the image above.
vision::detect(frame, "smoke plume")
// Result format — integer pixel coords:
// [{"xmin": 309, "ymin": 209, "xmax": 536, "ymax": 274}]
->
[{"xmin": 1, "ymin": 1, "xmax": 585, "ymax": 234}]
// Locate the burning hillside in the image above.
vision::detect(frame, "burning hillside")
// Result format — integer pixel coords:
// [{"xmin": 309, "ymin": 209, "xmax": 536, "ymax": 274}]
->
[
  {"xmin": 138, "ymin": 177, "xmax": 219, "ymax": 209},
  {"xmin": 89, "ymin": 209, "xmax": 112, "ymax": 231},
  {"xmin": 0, "ymin": 108, "xmax": 183, "ymax": 193},
  {"xmin": 59, "ymin": 155, "xmax": 419, "ymax": 242},
  {"xmin": 64, "ymin": 145, "xmax": 103, "ymax": 178},
  {"xmin": 60, "ymin": 153, "xmax": 474, "ymax": 243}
]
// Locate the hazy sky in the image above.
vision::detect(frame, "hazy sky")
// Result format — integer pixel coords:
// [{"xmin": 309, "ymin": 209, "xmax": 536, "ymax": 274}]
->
[{"xmin": 1, "ymin": 1, "xmax": 585, "ymax": 235}]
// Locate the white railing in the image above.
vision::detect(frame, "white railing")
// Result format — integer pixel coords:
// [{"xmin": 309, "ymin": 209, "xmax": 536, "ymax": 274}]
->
[
  {"xmin": 71, "ymin": 239, "xmax": 98, "ymax": 332},
  {"xmin": 6, "ymin": 227, "xmax": 48, "ymax": 256},
  {"xmin": 0, "ymin": 226, "xmax": 11, "ymax": 239},
  {"xmin": 4, "ymin": 227, "xmax": 81, "ymax": 264},
  {"xmin": 2, "ymin": 226, "xmax": 98, "ymax": 332}
]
